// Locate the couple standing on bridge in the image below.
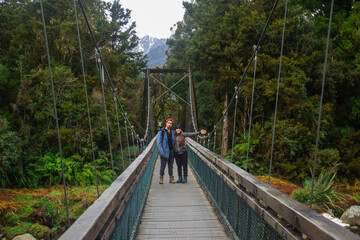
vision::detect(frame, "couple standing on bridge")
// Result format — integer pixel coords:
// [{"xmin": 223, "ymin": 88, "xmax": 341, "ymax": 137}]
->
[{"xmin": 156, "ymin": 118, "xmax": 206, "ymax": 184}]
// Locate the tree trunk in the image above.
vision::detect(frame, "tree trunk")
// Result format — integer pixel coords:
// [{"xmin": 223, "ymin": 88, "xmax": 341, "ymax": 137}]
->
[{"xmin": 222, "ymin": 89, "xmax": 229, "ymax": 155}]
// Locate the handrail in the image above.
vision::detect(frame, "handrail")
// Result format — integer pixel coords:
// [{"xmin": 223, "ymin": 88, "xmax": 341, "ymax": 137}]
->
[
  {"xmin": 186, "ymin": 138, "xmax": 359, "ymax": 240},
  {"xmin": 60, "ymin": 137, "xmax": 157, "ymax": 240}
]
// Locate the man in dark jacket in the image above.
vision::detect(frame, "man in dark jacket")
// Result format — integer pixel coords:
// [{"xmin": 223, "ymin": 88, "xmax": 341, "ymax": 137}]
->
[{"xmin": 156, "ymin": 118, "xmax": 176, "ymax": 184}]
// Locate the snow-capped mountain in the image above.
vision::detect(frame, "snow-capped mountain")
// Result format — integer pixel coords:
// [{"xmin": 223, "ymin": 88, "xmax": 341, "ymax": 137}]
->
[{"xmin": 135, "ymin": 35, "xmax": 168, "ymax": 68}]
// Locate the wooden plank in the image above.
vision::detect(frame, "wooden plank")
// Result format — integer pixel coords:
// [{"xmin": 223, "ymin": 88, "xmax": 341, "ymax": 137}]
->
[{"xmin": 135, "ymin": 157, "xmax": 230, "ymax": 239}]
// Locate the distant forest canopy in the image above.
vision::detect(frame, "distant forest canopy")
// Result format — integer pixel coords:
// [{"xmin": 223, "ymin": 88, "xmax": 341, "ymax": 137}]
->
[{"xmin": 0, "ymin": 0, "xmax": 359, "ymax": 188}]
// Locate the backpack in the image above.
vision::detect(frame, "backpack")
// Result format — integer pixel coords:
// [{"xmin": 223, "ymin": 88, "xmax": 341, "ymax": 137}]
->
[
  {"xmin": 159, "ymin": 127, "xmax": 172, "ymax": 146},
  {"xmin": 159, "ymin": 127, "xmax": 165, "ymax": 140}
]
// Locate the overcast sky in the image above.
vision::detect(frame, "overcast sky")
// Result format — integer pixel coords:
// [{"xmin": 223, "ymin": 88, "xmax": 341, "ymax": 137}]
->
[{"xmin": 119, "ymin": 0, "xmax": 186, "ymax": 39}]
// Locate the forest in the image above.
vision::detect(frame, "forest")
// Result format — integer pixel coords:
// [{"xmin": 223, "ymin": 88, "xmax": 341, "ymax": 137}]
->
[
  {"xmin": 0, "ymin": 0, "xmax": 360, "ymax": 239},
  {"xmin": 167, "ymin": 0, "xmax": 360, "ymax": 185}
]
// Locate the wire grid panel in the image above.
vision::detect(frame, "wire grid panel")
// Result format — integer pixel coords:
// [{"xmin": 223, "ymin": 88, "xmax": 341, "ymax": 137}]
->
[
  {"xmin": 188, "ymin": 148, "xmax": 283, "ymax": 240},
  {"xmin": 110, "ymin": 147, "xmax": 158, "ymax": 240}
]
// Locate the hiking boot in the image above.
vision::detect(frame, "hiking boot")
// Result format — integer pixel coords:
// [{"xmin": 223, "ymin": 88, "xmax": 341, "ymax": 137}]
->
[
  {"xmin": 159, "ymin": 175, "xmax": 163, "ymax": 184},
  {"xmin": 169, "ymin": 175, "xmax": 176, "ymax": 184},
  {"xmin": 182, "ymin": 176, "xmax": 187, "ymax": 183},
  {"xmin": 177, "ymin": 176, "xmax": 183, "ymax": 183}
]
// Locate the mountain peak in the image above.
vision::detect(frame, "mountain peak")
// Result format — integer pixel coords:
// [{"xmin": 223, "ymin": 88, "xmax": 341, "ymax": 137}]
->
[{"xmin": 135, "ymin": 36, "xmax": 168, "ymax": 67}]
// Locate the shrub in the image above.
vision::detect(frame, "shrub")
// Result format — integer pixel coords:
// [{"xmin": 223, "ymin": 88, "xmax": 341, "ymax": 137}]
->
[
  {"xmin": 0, "ymin": 118, "xmax": 25, "ymax": 188},
  {"xmin": 3, "ymin": 222, "xmax": 32, "ymax": 239},
  {"xmin": 31, "ymin": 197, "xmax": 60, "ymax": 229},
  {"xmin": 28, "ymin": 223, "xmax": 51, "ymax": 239},
  {"xmin": 292, "ymin": 167, "xmax": 346, "ymax": 213}
]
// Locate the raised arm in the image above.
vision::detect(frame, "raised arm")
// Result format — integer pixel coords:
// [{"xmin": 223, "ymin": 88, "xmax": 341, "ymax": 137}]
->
[
  {"xmin": 183, "ymin": 131, "xmax": 200, "ymax": 137},
  {"xmin": 183, "ymin": 129, "xmax": 206, "ymax": 137}
]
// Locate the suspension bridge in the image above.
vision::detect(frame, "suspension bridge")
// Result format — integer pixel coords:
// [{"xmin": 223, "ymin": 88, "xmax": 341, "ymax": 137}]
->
[{"xmin": 34, "ymin": 0, "xmax": 360, "ymax": 239}]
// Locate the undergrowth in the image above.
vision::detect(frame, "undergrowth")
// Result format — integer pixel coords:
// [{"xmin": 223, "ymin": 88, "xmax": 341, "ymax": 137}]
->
[{"xmin": 0, "ymin": 185, "xmax": 108, "ymax": 239}]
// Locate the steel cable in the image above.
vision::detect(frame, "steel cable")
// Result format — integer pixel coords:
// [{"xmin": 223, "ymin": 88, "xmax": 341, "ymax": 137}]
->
[
  {"xmin": 131, "ymin": 126, "xmax": 136, "ymax": 158},
  {"xmin": 208, "ymin": 134, "xmax": 211, "ymax": 149},
  {"xmin": 245, "ymin": 49, "xmax": 258, "ymax": 172},
  {"xmin": 268, "ymin": 0, "xmax": 288, "ymax": 184},
  {"xmin": 310, "ymin": 0, "xmax": 334, "ymax": 209},
  {"xmin": 73, "ymin": 0, "xmax": 99, "ymax": 197},
  {"xmin": 40, "ymin": 0, "xmax": 70, "ymax": 226},
  {"xmin": 98, "ymin": 59, "xmax": 115, "ymax": 181},
  {"xmin": 213, "ymin": 127, "xmax": 217, "ymax": 152},
  {"xmin": 114, "ymin": 91, "xmax": 125, "ymax": 170},
  {"xmin": 231, "ymin": 87, "xmax": 239, "ymax": 161},
  {"xmin": 124, "ymin": 114, "xmax": 131, "ymax": 162},
  {"xmin": 78, "ymin": 0, "xmax": 139, "ymax": 139},
  {"xmin": 205, "ymin": 0, "xmax": 280, "ymax": 140}
]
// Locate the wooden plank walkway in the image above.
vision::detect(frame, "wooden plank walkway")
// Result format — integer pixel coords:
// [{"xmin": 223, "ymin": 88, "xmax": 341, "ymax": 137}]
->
[{"xmin": 136, "ymin": 157, "xmax": 230, "ymax": 240}]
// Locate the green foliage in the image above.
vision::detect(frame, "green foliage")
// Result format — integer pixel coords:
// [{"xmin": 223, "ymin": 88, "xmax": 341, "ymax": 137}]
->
[
  {"xmin": 229, "ymin": 123, "xmax": 265, "ymax": 172},
  {"xmin": 0, "ymin": 117, "xmax": 27, "ymax": 188},
  {"xmin": 337, "ymin": 131, "xmax": 360, "ymax": 184},
  {"xmin": 0, "ymin": 0, "xmax": 359, "ymax": 189},
  {"xmin": 166, "ymin": 0, "xmax": 360, "ymax": 184},
  {"xmin": 0, "ymin": 186, "xmax": 108, "ymax": 239},
  {"xmin": 0, "ymin": 0, "xmax": 145, "ymax": 188},
  {"xmin": 3, "ymin": 222, "xmax": 32, "ymax": 239},
  {"xmin": 292, "ymin": 167, "xmax": 346, "ymax": 212},
  {"xmin": 28, "ymin": 223, "xmax": 51, "ymax": 239},
  {"xmin": 36, "ymin": 150, "xmax": 115, "ymax": 186},
  {"xmin": 31, "ymin": 197, "xmax": 60, "ymax": 230}
]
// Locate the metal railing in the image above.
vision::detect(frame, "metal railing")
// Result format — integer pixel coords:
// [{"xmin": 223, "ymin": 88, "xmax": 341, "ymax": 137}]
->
[
  {"xmin": 186, "ymin": 138, "xmax": 359, "ymax": 240},
  {"xmin": 60, "ymin": 137, "xmax": 158, "ymax": 240}
]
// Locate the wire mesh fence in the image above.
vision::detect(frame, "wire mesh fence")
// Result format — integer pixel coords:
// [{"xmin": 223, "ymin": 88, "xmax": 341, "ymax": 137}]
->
[
  {"xmin": 109, "ymin": 147, "xmax": 158, "ymax": 240},
  {"xmin": 188, "ymin": 147, "xmax": 282, "ymax": 240}
]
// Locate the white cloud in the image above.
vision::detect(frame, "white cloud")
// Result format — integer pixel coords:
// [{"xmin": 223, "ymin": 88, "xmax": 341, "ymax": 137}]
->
[{"xmin": 118, "ymin": 0, "xmax": 186, "ymax": 39}]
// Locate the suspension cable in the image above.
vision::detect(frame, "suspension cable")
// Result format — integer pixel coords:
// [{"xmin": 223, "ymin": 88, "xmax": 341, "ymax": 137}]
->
[
  {"xmin": 213, "ymin": 126, "xmax": 217, "ymax": 152},
  {"xmin": 143, "ymin": 69, "xmax": 151, "ymax": 141},
  {"xmin": 245, "ymin": 48, "xmax": 258, "ymax": 172},
  {"xmin": 310, "ymin": 0, "xmax": 334, "ymax": 209},
  {"xmin": 114, "ymin": 90, "xmax": 125, "ymax": 170},
  {"xmin": 221, "ymin": 112, "xmax": 227, "ymax": 156},
  {"xmin": 78, "ymin": 0, "xmax": 139, "ymax": 139},
  {"xmin": 131, "ymin": 126, "xmax": 137, "ymax": 158},
  {"xmin": 188, "ymin": 67, "xmax": 198, "ymax": 133},
  {"xmin": 98, "ymin": 57, "xmax": 115, "ymax": 181},
  {"xmin": 208, "ymin": 134, "xmax": 211, "ymax": 149},
  {"xmin": 73, "ymin": 0, "xmax": 99, "ymax": 197},
  {"xmin": 231, "ymin": 87, "xmax": 239, "ymax": 161},
  {"xmin": 124, "ymin": 114, "xmax": 131, "ymax": 162},
  {"xmin": 40, "ymin": 0, "xmax": 70, "ymax": 226},
  {"xmin": 268, "ymin": 0, "xmax": 288, "ymax": 184},
  {"xmin": 205, "ymin": 0, "xmax": 280, "ymax": 140}
]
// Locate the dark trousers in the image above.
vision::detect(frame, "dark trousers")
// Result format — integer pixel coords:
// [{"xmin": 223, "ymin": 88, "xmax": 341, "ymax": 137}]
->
[
  {"xmin": 174, "ymin": 151, "xmax": 188, "ymax": 177},
  {"xmin": 160, "ymin": 150, "xmax": 174, "ymax": 176}
]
